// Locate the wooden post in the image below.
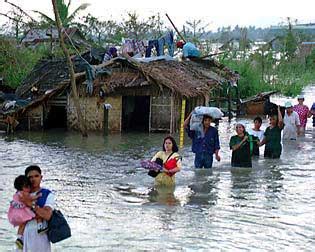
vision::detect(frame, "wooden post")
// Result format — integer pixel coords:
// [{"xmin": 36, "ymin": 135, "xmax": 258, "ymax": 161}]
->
[
  {"xmin": 205, "ymin": 94, "xmax": 210, "ymax": 106},
  {"xmin": 149, "ymin": 96, "xmax": 152, "ymax": 133},
  {"xmin": 170, "ymin": 94, "xmax": 174, "ymax": 134},
  {"xmin": 165, "ymin": 13, "xmax": 186, "ymax": 43},
  {"xmin": 228, "ymin": 85, "xmax": 232, "ymax": 122},
  {"xmin": 179, "ymin": 99, "xmax": 186, "ymax": 148},
  {"xmin": 51, "ymin": 0, "xmax": 88, "ymax": 137},
  {"xmin": 104, "ymin": 107, "xmax": 109, "ymax": 135}
]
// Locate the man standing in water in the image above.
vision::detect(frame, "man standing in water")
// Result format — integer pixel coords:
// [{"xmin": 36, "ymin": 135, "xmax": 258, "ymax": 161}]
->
[
  {"xmin": 20, "ymin": 165, "xmax": 54, "ymax": 252},
  {"xmin": 283, "ymin": 101, "xmax": 301, "ymax": 140},
  {"xmin": 184, "ymin": 113, "xmax": 221, "ymax": 168}
]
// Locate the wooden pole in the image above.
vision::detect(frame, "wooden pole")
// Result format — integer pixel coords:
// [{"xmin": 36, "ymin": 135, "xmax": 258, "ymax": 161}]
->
[
  {"xmin": 165, "ymin": 13, "xmax": 186, "ymax": 43},
  {"xmin": 179, "ymin": 99, "xmax": 186, "ymax": 148},
  {"xmin": 228, "ymin": 86, "xmax": 232, "ymax": 122},
  {"xmin": 52, "ymin": 0, "xmax": 88, "ymax": 137}
]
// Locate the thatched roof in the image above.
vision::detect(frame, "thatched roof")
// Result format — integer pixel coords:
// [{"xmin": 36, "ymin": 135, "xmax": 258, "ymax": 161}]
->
[
  {"xmin": 16, "ymin": 56, "xmax": 238, "ymax": 99},
  {"xmin": 100, "ymin": 57, "xmax": 239, "ymax": 97}
]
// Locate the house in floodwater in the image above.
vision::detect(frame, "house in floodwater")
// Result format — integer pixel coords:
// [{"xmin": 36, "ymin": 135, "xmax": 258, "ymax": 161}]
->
[{"xmin": 1, "ymin": 53, "xmax": 238, "ymax": 133}]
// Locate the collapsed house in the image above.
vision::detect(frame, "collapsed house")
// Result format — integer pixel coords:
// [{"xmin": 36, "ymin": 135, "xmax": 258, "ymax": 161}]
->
[
  {"xmin": 0, "ymin": 52, "xmax": 238, "ymax": 133},
  {"xmin": 21, "ymin": 27, "xmax": 90, "ymax": 49}
]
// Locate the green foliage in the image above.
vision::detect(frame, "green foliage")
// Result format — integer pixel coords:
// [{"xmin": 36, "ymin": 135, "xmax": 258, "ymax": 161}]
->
[
  {"xmin": 34, "ymin": 0, "xmax": 90, "ymax": 28},
  {"xmin": 0, "ymin": 38, "xmax": 47, "ymax": 88},
  {"xmin": 220, "ymin": 54, "xmax": 315, "ymax": 98},
  {"xmin": 306, "ymin": 48, "xmax": 315, "ymax": 69},
  {"xmin": 120, "ymin": 12, "xmax": 164, "ymax": 40}
]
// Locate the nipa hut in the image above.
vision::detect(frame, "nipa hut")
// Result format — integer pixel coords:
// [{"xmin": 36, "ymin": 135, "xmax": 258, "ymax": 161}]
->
[{"xmin": 4, "ymin": 55, "xmax": 238, "ymax": 133}]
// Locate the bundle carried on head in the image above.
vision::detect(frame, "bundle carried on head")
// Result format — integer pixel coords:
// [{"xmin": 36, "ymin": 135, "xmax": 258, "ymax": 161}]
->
[
  {"xmin": 263, "ymin": 100, "xmax": 285, "ymax": 117},
  {"xmin": 190, "ymin": 106, "xmax": 223, "ymax": 129},
  {"xmin": 190, "ymin": 106, "xmax": 223, "ymax": 137}
]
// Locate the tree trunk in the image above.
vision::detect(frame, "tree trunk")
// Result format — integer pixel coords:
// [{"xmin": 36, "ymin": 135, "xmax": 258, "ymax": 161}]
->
[{"xmin": 51, "ymin": 0, "xmax": 88, "ymax": 137}]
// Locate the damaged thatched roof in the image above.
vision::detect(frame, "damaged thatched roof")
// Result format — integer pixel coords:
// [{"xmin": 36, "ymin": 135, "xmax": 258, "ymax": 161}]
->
[
  {"xmin": 16, "ymin": 54, "xmax": 238, "ymax": 100},
  {"xmin": 101, "ymin": 57, "xmax": 239, "ymax": 97},
  {"xmin": 15, "ymin": 49, "xmax": 106, "ymax": 98}
]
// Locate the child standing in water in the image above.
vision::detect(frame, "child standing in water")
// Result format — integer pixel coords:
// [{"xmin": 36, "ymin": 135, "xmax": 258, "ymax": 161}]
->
[
  {"xmin": 260, "ymin": 106, "xmax": 284, "ymax": 158},
  {"xmin": 7, "ymin": 175, "xmax": 43, "ymax": 249},
  {"xmin": 151, "ymin": 136, "xmax": 181, "ymax": 187},
  {"xmin": 247, "ymin": 116, "xmax": 264, "ymax": 156}
]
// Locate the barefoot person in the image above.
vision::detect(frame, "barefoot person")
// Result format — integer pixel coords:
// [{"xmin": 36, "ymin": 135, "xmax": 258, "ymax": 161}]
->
[
  {"xmin": 184, "ymin": 113, "xmax": 221, "ymax": 168},
  {"xmin": 19, "ymin": 165, "xmax": 55, "ymax": 252}
]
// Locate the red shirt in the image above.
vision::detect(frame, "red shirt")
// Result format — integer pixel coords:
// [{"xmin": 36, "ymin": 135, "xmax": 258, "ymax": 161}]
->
[{"xmin": 293, "ymin": 104, "xmax": 309, "ymax": 127}]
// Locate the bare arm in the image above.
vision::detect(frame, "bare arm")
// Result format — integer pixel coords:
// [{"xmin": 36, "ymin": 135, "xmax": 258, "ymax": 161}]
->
[
  {"xmin": 164, "ymin": 158, "xmax": 182, "ymax": 174},
  {"xmin": 277, "ymin": 106, "xmax": 283, "ymax": 128},
  {"xmin": 183, "ymin": 111, "xmax": 193, "ymax": 128},
  {"xmin": 231, "ymin": 136, "xmax": 248, "ymax": 151},
  {"xmin": 259, "ymin": 137, "xmax": 266, "ymax": 146},
  {"xmin": 214, "ymin": 149, "xmax": 221, "ymax": 161},
  {"xmin": 34, "ymin": 206, "xmax": 53, "ymax": 221}
]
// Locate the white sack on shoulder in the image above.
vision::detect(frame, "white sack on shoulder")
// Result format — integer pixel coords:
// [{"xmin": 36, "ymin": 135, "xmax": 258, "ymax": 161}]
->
[{"xmin": 193, "ymin": 106, "xmax": 224, "ymax": 119}]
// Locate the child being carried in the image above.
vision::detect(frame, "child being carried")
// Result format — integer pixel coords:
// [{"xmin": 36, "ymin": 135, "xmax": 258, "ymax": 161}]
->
[{"xmin": 7, "ymin": 175, "xmax": 47, "ymax": 250}]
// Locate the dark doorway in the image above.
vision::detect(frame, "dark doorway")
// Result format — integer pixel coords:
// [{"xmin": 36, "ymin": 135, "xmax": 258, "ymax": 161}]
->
[
  {"xmin": 45, "ymin": 106, "xmax": 67, "ymax": 129},
  {"xmin": 122, "ymin": 96, "xmax": 150, "ymax": 131}
]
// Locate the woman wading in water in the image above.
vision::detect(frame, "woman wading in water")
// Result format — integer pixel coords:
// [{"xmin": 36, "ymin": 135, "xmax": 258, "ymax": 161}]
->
[{"xmin": 151, "ymin": 136, "xmax": 181, "ymax": 187}]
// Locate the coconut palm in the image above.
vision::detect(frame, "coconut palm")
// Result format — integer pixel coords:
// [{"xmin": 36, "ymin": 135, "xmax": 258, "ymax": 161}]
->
[{"xmin": 34, "ymin": 0, "xmax": 89, "ymax": 27}]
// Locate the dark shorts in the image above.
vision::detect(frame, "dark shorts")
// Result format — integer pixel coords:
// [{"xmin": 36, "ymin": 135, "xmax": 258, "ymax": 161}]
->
[{"xmin": 194, "ymin": 152, "xmax": 213, "ymax": 168}]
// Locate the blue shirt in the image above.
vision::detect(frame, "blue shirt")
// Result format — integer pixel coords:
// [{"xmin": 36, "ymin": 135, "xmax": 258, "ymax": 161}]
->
[
  {"xmin": 186, "ymin": 126, "xmax": 220, "ymax": 154},
  {"xmin": 183, "ymin": 42, "xmax": 201, "ymax": 57}
]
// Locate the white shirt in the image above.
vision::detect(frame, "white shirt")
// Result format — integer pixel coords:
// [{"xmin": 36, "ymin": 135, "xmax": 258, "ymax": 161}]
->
[
  {"xmin": 247, "ymin": 128, "xmax": 265, "ymax": 141},
  {"xmin": 20, "ymin": 189, "xmax": 55, "ymax": 252},
  {"xmin": 283, "ymin": 111, "xmax": 300, "ymax": 140}
]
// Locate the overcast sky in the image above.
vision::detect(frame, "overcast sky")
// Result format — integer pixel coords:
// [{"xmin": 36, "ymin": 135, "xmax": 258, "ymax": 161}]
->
[{"xmin": 1, "ymin": 0, "xmax": 315, "ymax": 31}]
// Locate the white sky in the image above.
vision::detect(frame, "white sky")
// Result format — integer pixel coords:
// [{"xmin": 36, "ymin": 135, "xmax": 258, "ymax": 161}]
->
[{"xmin": 1, "ymin": 0, "xmax": 315, "ymax": 31}]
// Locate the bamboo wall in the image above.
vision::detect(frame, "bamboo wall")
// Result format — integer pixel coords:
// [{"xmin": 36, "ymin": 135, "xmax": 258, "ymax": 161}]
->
[{"xmin": 67, "ymin": 96, "xmax": 104, "ymax": 131}]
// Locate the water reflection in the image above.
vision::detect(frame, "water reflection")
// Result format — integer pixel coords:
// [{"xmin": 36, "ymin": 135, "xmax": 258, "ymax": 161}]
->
[
  {"xmin": 149, "ymin": 187, "xmax": 179, "ymax": 206},
  {"xmin": 187, "ymin": 169, "xmax": 219, "ymax": 206}
]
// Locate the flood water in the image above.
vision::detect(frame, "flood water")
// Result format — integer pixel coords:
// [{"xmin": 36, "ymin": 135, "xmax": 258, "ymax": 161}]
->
[{"xmin": 0, "ymin": 86, "xmax": 315, "ymax": 251}]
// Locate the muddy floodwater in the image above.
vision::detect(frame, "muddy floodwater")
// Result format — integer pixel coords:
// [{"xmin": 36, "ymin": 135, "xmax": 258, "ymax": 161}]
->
[{"xmin": 0, "ymin": 86, "xmax": 314, "ymax": 251}]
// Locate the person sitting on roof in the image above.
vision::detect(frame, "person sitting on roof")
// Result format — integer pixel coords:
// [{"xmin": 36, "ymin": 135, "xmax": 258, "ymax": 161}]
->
[
  {"xmin": 102, "ymin": 47, "xmax": 118, "ymax": 63},
  {"xmin": 176, "ymin": 40, "xmax": 201, "ymax": 58}
]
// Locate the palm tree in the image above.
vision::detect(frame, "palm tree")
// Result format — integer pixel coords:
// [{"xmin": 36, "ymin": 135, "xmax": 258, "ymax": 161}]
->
[{"xmin": 35, "ymin": 0, "xmax": 89, "ymax": 27}]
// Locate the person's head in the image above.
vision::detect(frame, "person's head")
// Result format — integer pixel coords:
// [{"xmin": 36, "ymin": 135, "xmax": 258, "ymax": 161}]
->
[
  {"xmin": 109, "ymin": 47, "xmax": 117, "ymax": 57},
  {"xmin": 163, "ymin": 136, "xmax": 178, "ymax": 152},
  {"xmin": 25, "ymin": 165, "xmax": 42, "ymax": 190},
  {"xmin": 235, "ymin": 123, "xmax": 246, "ymax": 136},
  {"xmin": 297, "ymin": 95, "xmax": 305, "ymax": 105},
  {"xmin": 176, "ymin": 40, "xmax": 185, "ymax": 49},
  {"xmin": 14, "ymin": 175, "xmax": 31, "ymax": 192},
  {"xmin": 285, "ymin": 101, "xmax": 293, "ymax": 115},
  {"xmin": 269, "ymin": 115, "xmax": 278, "ymax": 126},
  {"xmin": 202, "ymin": 115, "xmax": 212, "ymax": 129},
  {"xmin": 253, "ymin": 116, "xmax": 262, "ymax": 130}
]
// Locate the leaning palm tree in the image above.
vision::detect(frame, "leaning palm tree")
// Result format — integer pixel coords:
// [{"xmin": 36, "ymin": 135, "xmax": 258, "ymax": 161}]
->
[{"xmin": 34, "ymin": 0, "xmax": 89, "ymax": 27}]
